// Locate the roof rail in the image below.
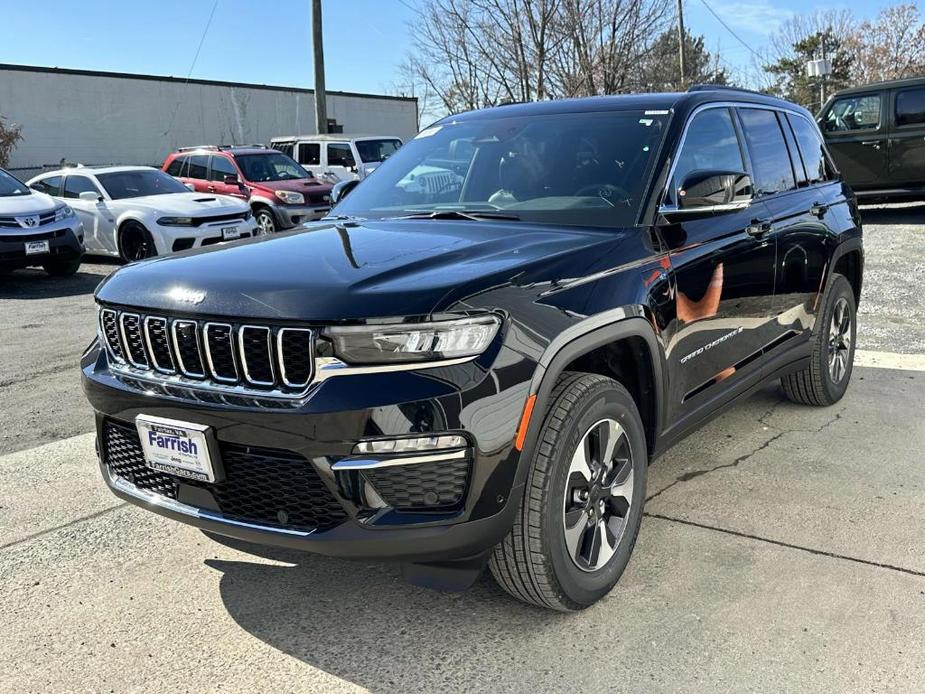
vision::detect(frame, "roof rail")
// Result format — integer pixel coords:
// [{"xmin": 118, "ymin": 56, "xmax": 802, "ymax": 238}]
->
[
  {"xmin": 687, "ymin": 84, "xmax": 771, "ymax": 97},
  {"xmin": 176, "ymin": 143, "xmax": 268, "ymax": 152}
]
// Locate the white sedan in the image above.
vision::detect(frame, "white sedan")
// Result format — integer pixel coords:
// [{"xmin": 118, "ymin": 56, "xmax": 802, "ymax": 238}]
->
[{"xmin": 28, "ymin": 166, "xmax": 258, "ymax": 262}]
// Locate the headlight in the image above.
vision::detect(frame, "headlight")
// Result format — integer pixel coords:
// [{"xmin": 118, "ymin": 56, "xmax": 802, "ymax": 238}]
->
[
  {"xmin": 157, "ymin": 216, "xmax": 195, "ymax": 226},
  {"xmin": 275, "ymin": 190, "xmax": 305, "ymax": 205},
  {"xmin": 324, "ymin": 315, "xmax": 501, "ymax": 364},
  {"xmin": 54, "ymin": 205, "xmax": 75, "ymax": 221}
]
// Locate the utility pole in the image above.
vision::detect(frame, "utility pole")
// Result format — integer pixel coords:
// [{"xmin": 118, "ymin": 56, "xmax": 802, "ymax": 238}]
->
[
  {"xmin": 677, "ymin": 0, "xmax": 687, "ymax": 88},
  {"xmin": 819, "ymin": 31, "xmax": 827, "ymax": 109},
  {"xmin": 312, "ymin": 0, "xmax": 328, "ymax": 134}
]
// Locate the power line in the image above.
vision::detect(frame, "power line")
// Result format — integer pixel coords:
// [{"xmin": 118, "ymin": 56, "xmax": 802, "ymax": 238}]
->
[{"xmin": 697, "ymin": 0, "xmax": 763, "ymax": 62}]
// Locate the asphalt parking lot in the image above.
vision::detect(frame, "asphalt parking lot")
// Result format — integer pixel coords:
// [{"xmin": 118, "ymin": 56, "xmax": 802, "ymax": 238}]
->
[{"xmin": 1, "ymin": 204, "xmax": 924, "ymax": 692}]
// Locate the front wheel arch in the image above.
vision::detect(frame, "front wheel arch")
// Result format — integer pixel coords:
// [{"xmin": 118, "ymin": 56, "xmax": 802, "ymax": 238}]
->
[{"xmin": 117, "ymin": 220, "xmax": 157, "ymax": 262}]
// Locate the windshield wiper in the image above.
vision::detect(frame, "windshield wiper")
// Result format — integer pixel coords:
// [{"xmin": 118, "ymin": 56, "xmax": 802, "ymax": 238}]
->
[{"xmin": 393, "ymin": 209, "xmax": 521, "ymax": 222}]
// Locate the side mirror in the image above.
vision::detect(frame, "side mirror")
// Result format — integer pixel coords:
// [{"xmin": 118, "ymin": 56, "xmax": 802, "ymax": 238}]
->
[
  {"xmin": 676, "ymin": 170, "xmax": 752, "ymax": 210},
  {"xmin": 79, "ymin": 191, "xmax": 101, "ymax": 202},
  {"xmin": 223, "ymin": 174, "xmax": 240, "ymax": 186},
  {"xmin": 331, "ymin": 179, "xmax": 360, "ymax": 205},
  {"xmin": 184, "ymin": 182, "xmax": 196, "ymax": 192}
]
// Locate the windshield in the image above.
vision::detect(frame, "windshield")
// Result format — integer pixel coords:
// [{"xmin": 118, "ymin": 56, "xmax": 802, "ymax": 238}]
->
[
  {"xmin": 355, "ymin": 139, "xmax": 403, "ymax": 163},
  {"xmin": 0, "ymin": 169, "xmax": 29, "ymax": 197},
  {"xmin": 333, "ymin": 110, "xmax": 668, "ymax": 228},
  {"xmin": 236, "ymin": 152, "xmax": 308, "ymax": 182},
  {"xmin": 97, "ymin": 169, "xmax": 188, "ymax": 199}
]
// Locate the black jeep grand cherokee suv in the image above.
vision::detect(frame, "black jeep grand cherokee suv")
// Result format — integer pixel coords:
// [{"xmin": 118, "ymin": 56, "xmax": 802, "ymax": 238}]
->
[{"xmin": 82, "ymin": 86, "xmax": 863, "ymax": 611}]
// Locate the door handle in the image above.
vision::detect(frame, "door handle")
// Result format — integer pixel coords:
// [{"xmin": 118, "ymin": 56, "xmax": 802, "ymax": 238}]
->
[
  {"xmin": 207, "ymin": 185, "xmax": 216, "ymax": 192},
  {"xmin": 810, "ymin": 202, "xmax": 828, "ymax": 218},
  {"xmin": 746, "ymin": 219, "xmax": 772, "ymax": 238},
  {"xmin": 861, "ymin": 140, "xmax": 881, "ymax": 150}
]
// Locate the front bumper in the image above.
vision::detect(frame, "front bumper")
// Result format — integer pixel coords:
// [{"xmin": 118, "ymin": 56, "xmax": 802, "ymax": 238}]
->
[
  {"xmin": 274, "ymin": 203, "xmax": 331, "ymax": 228},
  {"xmin": 0, "ymin": 221, "xmax": 83, "ymax": 269},
  {"xmin": 151, "ymin": 218, "xmax": 260, "ymax": 255},
  {"xmin": 81, "ymin": 338, "xmax": 536, "ymax": 562}
]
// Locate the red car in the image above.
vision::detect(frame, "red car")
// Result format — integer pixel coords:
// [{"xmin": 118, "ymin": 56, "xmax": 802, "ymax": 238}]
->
[{"xmin": 163, "ymin": 145, "xmax": 333, "ymax": 234}]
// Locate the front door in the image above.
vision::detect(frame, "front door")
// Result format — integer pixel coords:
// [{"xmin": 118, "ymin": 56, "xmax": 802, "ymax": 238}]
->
[
  {"xmin": 207, "ymin": 155, "xmax": 247, "ymax": 199},
  {"xmin": 820, "ymin": 91, "xmax": 887, "ymax": 190},
  {"xmin": 62, "ymin": 174, "xmax": 115, "ymax": 253},
  {"xmin": 889, "ymin": 86, "xmax": 925, "ymax": 187},
  {"xmin": 662, "ymin": 107, "xmax": 778, "ymax": 423}
]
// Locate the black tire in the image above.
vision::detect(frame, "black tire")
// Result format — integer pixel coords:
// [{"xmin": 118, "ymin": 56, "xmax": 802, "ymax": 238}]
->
[
  {"xmin": 490, "ymin": 372, "xmax": 647, "ymax": 611},
  {"xmin": 781, "ymin": 274, "xmax": 856, "ymax": 406},
  {"xmin": 119, "ymin": 223, "xmax": 157, "ymax": 263},
  {"xmin": 254, "ymin": 207, "xmax": 277, "ymax": 235},
  {"xmin": 42, "ymin": 257, "xmax": 82, "ymax": 277}
]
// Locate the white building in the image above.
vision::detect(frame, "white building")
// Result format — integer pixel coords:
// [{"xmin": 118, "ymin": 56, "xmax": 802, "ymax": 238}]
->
[{"xmin": 0, "ymin": 63, "xmax": 418, "ymax": 178}]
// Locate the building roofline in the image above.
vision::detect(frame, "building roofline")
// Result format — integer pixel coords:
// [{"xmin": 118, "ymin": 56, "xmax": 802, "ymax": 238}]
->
[{"xmin": 0, "ymin": 62, "xmax": 418, "ymax": 104}]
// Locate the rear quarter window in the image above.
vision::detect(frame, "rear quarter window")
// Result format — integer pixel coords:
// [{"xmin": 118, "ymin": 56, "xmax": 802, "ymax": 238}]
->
[
  {"xmin": 895, "ymin": 88, "xmax": 925, "ymax": 127},
  {"xmin": 165, "ymin": 156, "xmax": 186, "ymax": 177},
  {"xmin": 787, "ymin": 114, "xmax": 831, "ymax": 185}
]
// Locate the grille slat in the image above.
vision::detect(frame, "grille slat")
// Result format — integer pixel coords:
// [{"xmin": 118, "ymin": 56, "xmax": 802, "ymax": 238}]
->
[
  {"xmin": 102, "ymin": 419, "xmax": 347, "ymax": 532},
  {"xmin": 98, "ymin": 307, "xmax": 314, "ymax": 397}
]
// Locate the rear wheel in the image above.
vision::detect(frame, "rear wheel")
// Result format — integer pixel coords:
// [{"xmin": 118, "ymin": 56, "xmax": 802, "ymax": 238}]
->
[
  {"xmin": 490, "ymin": 372, "xmax": 647, "ymax": 611},
  {"xmin": 42, "ymin": 257, "xmax": 82, "ymax": 276},
  {"xmin": 781, "ymin": 274, "xmax": 856, "ymax": 406},
  {"xmin": 254, "ymin": 208, "xmax": 276, "ymax": 235},
  {"xmin": 119, "ymin": 223, "xmax": 157, "ymax": 262}
]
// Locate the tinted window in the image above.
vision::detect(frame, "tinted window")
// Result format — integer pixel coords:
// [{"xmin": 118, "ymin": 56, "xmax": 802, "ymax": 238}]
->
[
  {"xmin": 332, "ymin": 110, "xmax": 670, "ymax": 229},
  {"xmin": 896, "ymin": 88, "xmax": 925, "ymax": 127},
  {"xmin": 673, "ymin": 108, "xmax": 745, "ymax": 196},
  {"xmin": 235, "ymin": 152, "xmax": 308, "ymax": 182},
  {"xmin": 298, "ymin": 143, "xmax": 320, "ymax": 166},
  {"xmin": 165, "ymin": 156, "xmax": 185, "ymax": 177},
  {"xmin": 737, "ymin": 108, "xmax": 795, "ymax": 196},
  {"xmin": 355, "ymin": 139, "xmax": 402, "ymax": 163},
  {"xmin": 187, "ymin": 155, "xmax": 209, "ymax": 179},
  {"xmin": 327, "ymin": 143, "xmax": 356, "ymax": 168},
  {"xmin": 788, "ymin": 114, "xmax": 829, "ymax": 184},
  {"xmin": 823, "ymin": 94, "xmax": 881, "ymax": 132},
  {"xmin": 778, "ymin": 113, "xmax": 806, "ymax": 187},
  {"xmin": 30, "ymin": 175, "xmax": 62, "ymax": 196},
  {"xmin": 0, "ymin": 169, "xmax": 28, "ymax": 196},
  {"xmin": 209, "ymin": 155, "xmax": 238, "ymax": 181},
  {"xmin": 63, "ymin": 175, "xmax": 100, "ymax": 199},
  {"xmin": 96, "ymin": 169, "xmax": 189, "ymax": 199},
  {"xmin": 271, "ymin": 141, "xmax": 294, "ymax": 157}
]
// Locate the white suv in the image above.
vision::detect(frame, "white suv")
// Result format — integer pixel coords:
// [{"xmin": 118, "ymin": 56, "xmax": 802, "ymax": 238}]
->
[
  {"xmin": 28, "ymin": 166, "xmax": 258, "ymax": 262},
  {"xmin": 0, "ymin": 167, "xmax": 84, "ymax": 276},
  {"xmin": 270, "ymin": 134, "xmax": 402, "ymax": 184}
]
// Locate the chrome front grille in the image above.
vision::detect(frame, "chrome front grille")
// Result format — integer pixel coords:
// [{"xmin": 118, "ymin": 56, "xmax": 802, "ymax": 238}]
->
[{"xmin": 99, "ymin": 307, "xmax": 315, "ymax": 396}]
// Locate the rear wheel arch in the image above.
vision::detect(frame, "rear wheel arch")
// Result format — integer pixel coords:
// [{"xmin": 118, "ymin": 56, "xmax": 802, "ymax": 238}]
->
[
  {"xmin": 831, "ymin": 244, "xmax": 863, "ymax": 306},
  {"xmin": 516, "ymin": 315, "xmax": 665, "ymax": 486}
]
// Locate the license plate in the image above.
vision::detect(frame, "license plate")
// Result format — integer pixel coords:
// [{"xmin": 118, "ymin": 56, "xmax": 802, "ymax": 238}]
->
[
  {"xmin": 135, "ymin": 415, "xmax": 220, "ymax": 483},
  {"xmin": 221, "ymin": 226, "xmax": 241, "ymax": 240},
  {"xmin": 24, "ymin": 240, "xmax": 50, "ymax": 255}
]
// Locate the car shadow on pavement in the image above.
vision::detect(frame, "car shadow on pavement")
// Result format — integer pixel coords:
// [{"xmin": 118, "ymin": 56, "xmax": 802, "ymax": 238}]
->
[
  {"xmin": 0, "ymin": 258, "xmax": 119, "ymax": 299},
  {"xmin": 859, "ymin": 202, "xmax": 925, "ymax": 226},
  {"xmin": 204, "ymin": 535, "xmax": 568, "ymax": 690}
]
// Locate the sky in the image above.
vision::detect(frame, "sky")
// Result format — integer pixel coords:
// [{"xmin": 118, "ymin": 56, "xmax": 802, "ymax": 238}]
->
[{"xmin": 0, "ymin": 0, "xmax": 901, "ymax": 96}]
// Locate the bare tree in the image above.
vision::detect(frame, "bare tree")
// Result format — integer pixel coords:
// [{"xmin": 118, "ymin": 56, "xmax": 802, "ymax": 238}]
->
[
  {"xmin": 852, "ymin": 4, "xmax": 925, "ymax": 84},
  {"xmin": 0, "ymin": 116, "xmax": 23, "ymax": 169}
]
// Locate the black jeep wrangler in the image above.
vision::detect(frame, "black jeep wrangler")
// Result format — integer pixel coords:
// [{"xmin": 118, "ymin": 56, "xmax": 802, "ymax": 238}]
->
[{"xmin": 82, "ymin": 86, "xmax": 863, "ymax": 611}]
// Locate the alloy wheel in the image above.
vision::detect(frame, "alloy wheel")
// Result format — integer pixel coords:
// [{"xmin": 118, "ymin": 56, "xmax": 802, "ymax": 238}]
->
[
  {"xmin": 255, "ymin": 211, "xmax": 275, "ymax": 235},
  {"xmin": 123, "ymin": 228, "xmax": 151, "ymax": 261},
  {"xmin": 828, "ymin": 296, "xmax": 852, "ymax": 384},
  {"xmin": 563, "ymin": 418, "xmax": 635, "ymax": 572}
]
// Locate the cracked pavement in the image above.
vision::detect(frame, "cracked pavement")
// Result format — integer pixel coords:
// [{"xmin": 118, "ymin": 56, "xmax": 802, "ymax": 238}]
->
[{"xmin": 2, "ymin": 207, "xmax": 925, "ymax": 692}]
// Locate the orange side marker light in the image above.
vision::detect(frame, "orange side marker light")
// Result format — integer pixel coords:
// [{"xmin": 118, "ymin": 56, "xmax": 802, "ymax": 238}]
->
[{"xmin": 514, "ymin": 394, "xmax": 537, "ymax": 451}]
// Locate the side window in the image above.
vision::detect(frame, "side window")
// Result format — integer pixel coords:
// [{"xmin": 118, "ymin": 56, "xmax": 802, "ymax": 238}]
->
[
  {"xmin": 30, "ymin": 175, "xmax": 62, "ymax": 196},
  {"xmin": 327, "ymin": 143, "xmax": 356, "ymax": 168},
  {"xmin": 823, "ymin": 94, "xmax": 881, "ymax": 132},
  {"xmin": 187, "ymin": 155, "xmax": 209, "ymax": 179},
  {"xmin": 737, "ymin": 108, "xmax": 796, "ymax": 196},
  {"xmin": 271, "ymin": 141, "xmax": 294, "ymax": 157},
  {"xmin": 778, "ymin": 112, "xmax": 807, "ymax": 187},
  {"xmin": 165, "ymin": 156, "xmax": 185, "ymax": 177},
  {"xmin": 671, "ymin": 108, "xmax": 745, "ymax": 202},
  {"xmin": 298, "ymin": 143, "xmax": 320, "ymax": 166},
  {"xmin": 209, "ymin": 155, "xmax": 238, "ymax": 182},
  {"xmin": 895, "ymin": 88, "xmax": 925, "ymax": 127},
  {"xmin": 63, "ymin": 175, "xmax": 101, "ymax": 199},
  {"xmin": 787, "ymin": 114, "xmax": 830, "ymax": 185}
]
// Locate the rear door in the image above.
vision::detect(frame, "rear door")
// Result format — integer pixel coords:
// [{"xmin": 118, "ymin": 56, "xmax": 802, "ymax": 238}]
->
[
  {"xmin": 183, "ymin": 154, "xmax": 211, "ymax": 193},
  {"xmin": 664, "ymin": 106, "xmax": 778, "ymax": 422},
  {"xmin": 820, "ymin": 92, "xmax": 887, "ymax": 190},
  {"xmin": 324, "ymin": 142, "xmax": 357, "ymax": 182},
  {"xmin": 888, "ymin": 86, "xmax": 925, "ymax": 187},
  {"xmin": 295, "ymin": 142, "xmax": 323, "ymax": 179}
]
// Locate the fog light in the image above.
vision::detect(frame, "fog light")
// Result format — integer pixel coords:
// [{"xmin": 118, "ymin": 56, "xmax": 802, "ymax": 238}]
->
[{"xmin": 354, "ymin": 434, "xmax": 466, "ymax": 455}]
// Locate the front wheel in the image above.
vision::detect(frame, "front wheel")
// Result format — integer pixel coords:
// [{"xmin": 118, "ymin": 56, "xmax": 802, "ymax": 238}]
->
[
  {"xmin": 119, "ymin": 223, "xmax": 157, "ymax": 263},
  {"xmin": 490, "ymin": 372, "xmax": 647, "ymax": 611},
  {"xmin": 254, "ymin": 208, "xmax": 277, "ymax": 235},
  {"xmin": 42, "ymin": 257, "xmax": 82, "ymax": 276}
]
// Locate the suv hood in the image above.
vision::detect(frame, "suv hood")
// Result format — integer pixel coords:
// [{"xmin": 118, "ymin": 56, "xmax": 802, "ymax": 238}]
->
[
  {"xmin": 95, "ymin": 219, "xmax": 628, "ymax": 321},
  {"xmin": 249, "ymin": 178, "xmax": 333, "ymax": 194},
  {"xmin": 119, "ymin": 192, "xmax": 248, "ymax": 215},
  {"xmin": 0, "ymin": 190, "xmax": 59, "ymax": 216}
]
